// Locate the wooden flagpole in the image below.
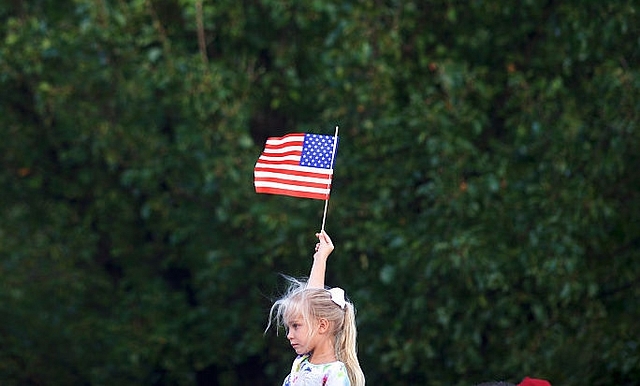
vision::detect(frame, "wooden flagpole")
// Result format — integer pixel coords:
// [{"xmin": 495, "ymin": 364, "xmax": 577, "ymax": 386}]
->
[{"xmin": 321, "ymin": 126, "xmax": 339, "ymax": 231}]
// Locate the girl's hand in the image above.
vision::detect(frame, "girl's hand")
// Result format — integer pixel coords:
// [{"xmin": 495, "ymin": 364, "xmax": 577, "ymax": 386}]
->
[{"xmin": 313, "ymin": 230, "xmax": 334, "ymax": 260}]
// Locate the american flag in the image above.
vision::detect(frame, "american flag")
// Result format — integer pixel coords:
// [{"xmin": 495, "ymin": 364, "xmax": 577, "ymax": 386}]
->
[{"xmin": 254, "ymin": 133, "xmax": 338, "ymax": 200}]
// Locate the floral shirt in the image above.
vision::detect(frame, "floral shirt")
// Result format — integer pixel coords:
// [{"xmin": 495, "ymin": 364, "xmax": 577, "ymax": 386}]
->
[{"xmin": 283, "ymin": 354, "xmax": 350, "ymax": 386}]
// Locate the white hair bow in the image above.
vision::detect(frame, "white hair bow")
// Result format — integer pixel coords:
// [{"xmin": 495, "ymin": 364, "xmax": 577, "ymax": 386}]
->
[{"xmin": 328, "ymin": 287, "xmax": 346, "ymax": 309}]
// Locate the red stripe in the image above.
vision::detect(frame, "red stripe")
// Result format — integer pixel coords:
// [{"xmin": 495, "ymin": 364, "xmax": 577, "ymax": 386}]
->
[
  {"xmin": 256, "ymin": 159, "xmax": 301, "ymax": 166},
  {"xmin": 267, "ymin": 133, "xmax": 305, "ymax": 142},
  {"xmin": 255, "ymin": 186, "xmax": 329, "ymax": 200},
  {"xmin": 264, "ymin": 141, "xmax": 304, "ymax": 150},
  {"xmin": 260, "ymin": 149, "xmax": 302, "ymax": 158}
]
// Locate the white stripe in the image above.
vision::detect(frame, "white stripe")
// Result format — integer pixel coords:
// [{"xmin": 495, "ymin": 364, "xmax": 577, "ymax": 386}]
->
[
  {"xmin": 254, "ymin": 181, "xmax": 330, "ymax": 194},
  {"xmin": 255, "ymin": 162, "xmax": 333, "ymax": 175},
  {"xmin": 254, "ymin": 171, "xmax": 331, "ymax": 184},
  {"xmin": 258, "ymin": 154, "xmax": 301, "ymax": 162},
  {"xmin": 261, "ymin": 145, "xmax": 302, "ymax": 154}
]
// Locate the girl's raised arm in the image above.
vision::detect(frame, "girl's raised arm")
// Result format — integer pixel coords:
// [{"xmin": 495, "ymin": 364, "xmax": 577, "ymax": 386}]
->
[{"xmin": 307, "ymin": 230, "xmax": 334, "ymax": 289}]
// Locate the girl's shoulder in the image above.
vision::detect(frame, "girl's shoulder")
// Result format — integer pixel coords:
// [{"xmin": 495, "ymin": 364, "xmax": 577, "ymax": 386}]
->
[
  {"xmin": 292, "ymin": 354, "xmax": 345, "ymax": 367},
  {"xmin": 286, "ymin": 355, "xmax": 350, "ymax": 385}
]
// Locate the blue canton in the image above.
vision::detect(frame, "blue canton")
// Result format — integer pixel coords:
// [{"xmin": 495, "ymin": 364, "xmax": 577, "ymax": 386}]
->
[{"xmin": 300, "ymin": 134, "xmax": 338, "ymax": 169}]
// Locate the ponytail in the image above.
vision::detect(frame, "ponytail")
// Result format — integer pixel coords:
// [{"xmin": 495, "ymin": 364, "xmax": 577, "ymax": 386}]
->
[{"xmin": 335, "ymin": 302, "xmax": 365, "ymax": 386}]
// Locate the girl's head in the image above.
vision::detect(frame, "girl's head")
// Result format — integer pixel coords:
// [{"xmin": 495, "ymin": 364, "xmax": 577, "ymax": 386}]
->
[
  {"xmin": 278, "ymin": 285, "xmax": 346, "ymax": 355},
  {"xmin": 267, "ymin": 278, "xmax": 365, "ymax": 386}
]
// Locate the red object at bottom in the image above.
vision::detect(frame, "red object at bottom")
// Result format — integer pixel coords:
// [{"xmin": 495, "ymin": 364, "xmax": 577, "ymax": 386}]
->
[{"xmin": 518, "ymin": 377, "xmax": 551, "ymax": 386}]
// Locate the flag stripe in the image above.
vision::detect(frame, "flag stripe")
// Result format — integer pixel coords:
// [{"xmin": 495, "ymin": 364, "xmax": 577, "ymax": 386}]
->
[
  {"xmin": 260, "ymin": 149, "xmax": 301, "ymax": 157},
  {"xmin": 256, "ymin": 155, "xmax": 301, "ymax": 163},
  {"xmin": 254, "ymin": 164, "xmax": 333, "ymax": 179},
  {"xmin": 263, "ymin": 143, "xmax": 304, "ymax": 152},
  {"xmin": 255, "ymin": 186, "xmax": 330, "ymax": 200}
]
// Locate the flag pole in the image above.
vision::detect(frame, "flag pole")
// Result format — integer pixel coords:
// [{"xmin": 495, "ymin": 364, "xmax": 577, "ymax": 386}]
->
[{"xmin": 321, "ymin": 126, "xmax": 339, "ymax": 232}]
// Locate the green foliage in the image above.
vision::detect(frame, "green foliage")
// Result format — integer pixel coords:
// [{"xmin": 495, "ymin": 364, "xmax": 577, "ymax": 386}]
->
[{"xmin": 1, "ymin": 0, "xmax": 638, "ymax": 385}]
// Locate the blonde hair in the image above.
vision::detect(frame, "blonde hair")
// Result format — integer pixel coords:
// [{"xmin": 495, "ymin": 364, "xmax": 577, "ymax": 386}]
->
[{"xmin": 267, "ymin": 277, "xmax": 365, "ymax": 386}]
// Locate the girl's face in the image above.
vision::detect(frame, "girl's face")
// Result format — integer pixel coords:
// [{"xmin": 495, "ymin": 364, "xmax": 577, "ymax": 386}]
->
[{"xmin": 286, "ymin": 314, "xmax": 315, "ymax": 355}]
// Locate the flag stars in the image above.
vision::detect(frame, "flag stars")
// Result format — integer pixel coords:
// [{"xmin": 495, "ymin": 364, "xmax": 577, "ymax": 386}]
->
[{"xmin": 300, "ymin": 134, "xmax": 338, "ymax": 169}]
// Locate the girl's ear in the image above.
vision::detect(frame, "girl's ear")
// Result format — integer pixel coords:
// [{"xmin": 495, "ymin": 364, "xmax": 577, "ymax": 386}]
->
[{"xmin": 317, "ymin": 318, "xmax": 330, "ymax": 334}]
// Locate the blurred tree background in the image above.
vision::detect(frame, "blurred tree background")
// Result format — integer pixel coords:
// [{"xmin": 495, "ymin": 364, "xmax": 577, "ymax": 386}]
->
[{"xmin": 1, "ymin": 0, "xmax": 638, "ymax": 385}]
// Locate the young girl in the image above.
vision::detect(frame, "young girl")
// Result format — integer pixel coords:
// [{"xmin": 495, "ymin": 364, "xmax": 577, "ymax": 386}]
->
[{"xmin": 267, "ymin": 231, "xmax": 365, "ymax": 386}]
